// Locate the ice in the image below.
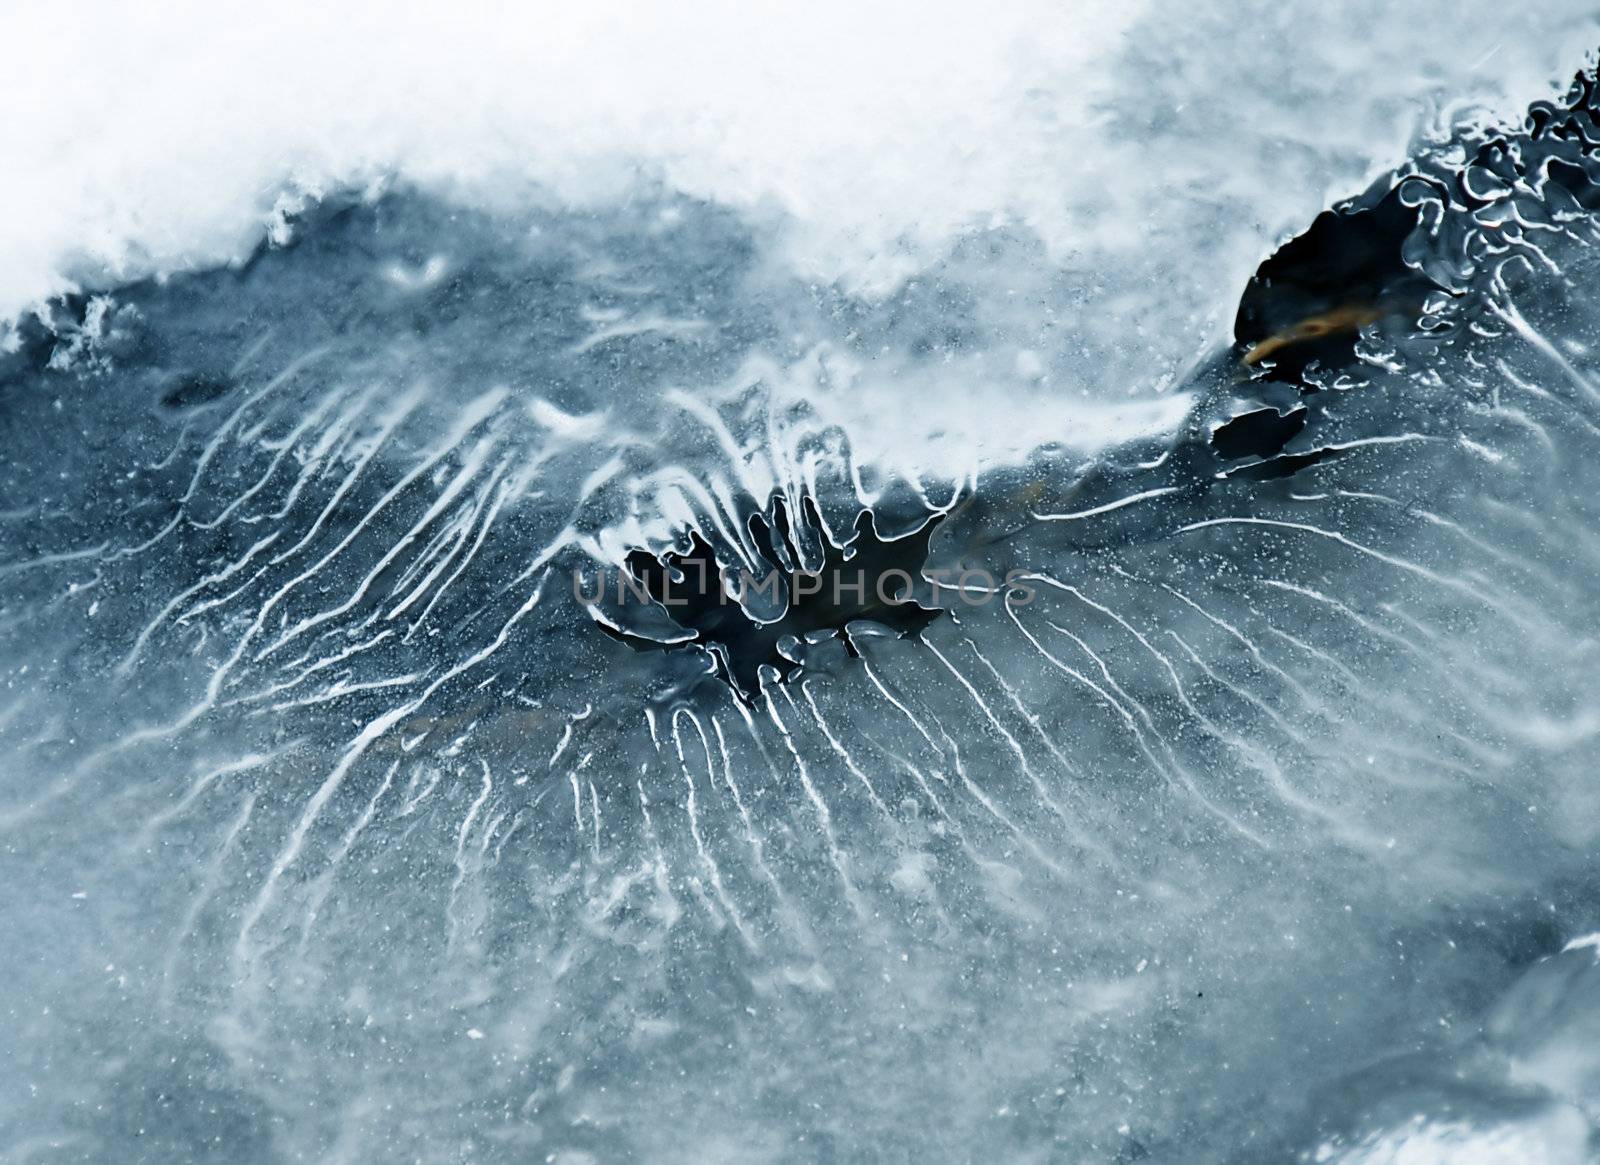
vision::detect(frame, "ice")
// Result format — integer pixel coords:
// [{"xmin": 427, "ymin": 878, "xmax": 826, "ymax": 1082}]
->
[
  {"xmin": 5, "ymin": 6, "xmax": 1600, "ymax": 1164},
  {"xmin": 1303, "ymin": 941, "xmax": 1600, "ymax": 1163}
]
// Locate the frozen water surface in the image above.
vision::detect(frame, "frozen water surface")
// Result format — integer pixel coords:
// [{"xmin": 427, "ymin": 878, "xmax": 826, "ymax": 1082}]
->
[{"xmin": 6, "ymin": 4, "xmax": 1600, "ymax": 1162}]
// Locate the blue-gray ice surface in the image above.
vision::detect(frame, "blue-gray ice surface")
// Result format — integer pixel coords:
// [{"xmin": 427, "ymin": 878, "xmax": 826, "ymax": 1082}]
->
[{"xmin": 7, "ymin": 10, "xmax": 1600, "ymax": 1165}]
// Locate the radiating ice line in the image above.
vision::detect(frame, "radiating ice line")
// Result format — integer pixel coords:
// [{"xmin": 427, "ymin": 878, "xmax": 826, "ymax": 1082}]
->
[
  {"xmin": 158, "ymin": 790, "xmax": 258, "ymax": 1010},
  {"xmin": 558, "ymin": 764, "xmax": 579, "ymax": 837},
  {"xmin": 549, "ymin": 705, "xmax": 593, "ymax": 771},
  {"xmin": 672, "ymin": 708, "xmax": 757, "ymax": 949},
  {"xmin": 1493, "ymin": 296, "xmax": 1600, "ymax": 405},
  {"xmin": 266, "ymin": 385, "xmax": 427, "ymax": 567},
  {"xmin": 922, "ymin": 636, "xmax": 1096, "ymax": 852},
  {"xmin": 753, "ymin": 692, "xmax": 869, "ymax": 921},
  {"xmin": 1174, "ymin": 515, "xmax": 1538, "ymax": 631},
  {"xmin": 130, "ymin": 751, "xmax": 278, "ymax": 850},
  {"xmin": 390, "ymin": 505, "xmax": 482, "ymax": 616},
  {"xmin": 138, "ymin": 390, "xmax": 427, "ymax": 732},
  {"xmin": 1123, "ymin": 567, "xmax": 1321, "ymax": 712},
  {"xmin": 854, "ymin": 660, "xmax": 964, "ymax": 822},
  {"xmin": 116, "ymin": 531, "xmax": 282, "ymax": 675},
  {"xmin": 397, "ymin": 765, "xmax": 444, "ymax": 817},
  {"xmin": 862, "ymin": 652, "xmax": 1072, "ymax": 877},
  {"xmin": 298, "ymin": 758, "xmax": 401, "ymax": 951},
  {"xmin": 198, "ymin": 390, "xmax": 498, "ymax": 712},
  {"xmin": 1003, "ymin": 572, "xmax": 1268, "ymax": 847},
  {"xmin": 633, "ymin": 776, "xmax": 684, "ymax": 933},
  {"xmin": 1044, "ymin": 607, "xmax": 1266, "ymax": 845},
  {"xmin": 402, "ymin": 473, "xmax": 520, "ymax": 641},
  {"xmin": 0, "ymin": 539, "xmax": 110, "ymax": 579},
  {"xmin": 187, "ymin": 381, "xmax": 353, "ymax": 531},
  {"xmin": 795, "ymin": 683, "xmax": 900, "ymax": 830},
  {"xmin": 1162, "ymin": 630, "xmax": 1378, "ymax": 841},
  {"xmin": 386, "ymin": 499, "xmax": 480, "ymax": 610},
  {"xmin": 586, "ymin": 777, "xmax": 602, "ymax": 858},
  {"xmin": 1164, "ymin": 571, "xmax": 1479, "ymax": 788},
  {"xmin": 1255, "ymin": 575, "xmax": 1524, "ymax": 737},
  {"xmin": 258, "ymin": 430, "xmax": 504, "ymax": 659},
  {"xmin": 1032, "ymin": 485, "xmax": 1181, "ymax": 521},
  {"xmin": 1325, "ymin": 489, "xmax": 1571, "ymax": 596},
  {"xmin": 233, "ymin": 629, "xmax": 397, "ymax": 707},
  {"xmin": 709, "ymin": 714, "xmax": 810, "ymax": 947},
  {"xmin": 1493, "ymin": 358, "xmax": 1600, "ymax": 449},
  {"xmin": 957, "ymin": 635, "xmax": 1117, "ymax": 862},
  {"xmin": 260, "ymin": 671, "xmax": 428, "ymax": 714},
  {"xmin": 446, "ymin": 761, "xmax": 495, "ymax": 950},
  {"xmin": 108, "ymin": 346, "xmax": 334, "ymax": 563},
  {"xmin": 250, "ymin": 383, "xmax": 384, "ymax": 526},
  {"xmin": 233, "ymin": 571, "xmax": 548, "ymax": 970}
]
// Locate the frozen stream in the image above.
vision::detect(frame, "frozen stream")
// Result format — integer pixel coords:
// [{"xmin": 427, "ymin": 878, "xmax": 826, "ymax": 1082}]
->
[{"xmin": 5, "ymin": 5, "xmax": 1600, "ymax": 1161}]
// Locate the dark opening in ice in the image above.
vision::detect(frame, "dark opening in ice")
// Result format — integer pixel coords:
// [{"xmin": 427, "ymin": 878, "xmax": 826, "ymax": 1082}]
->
[{"xmin": 601, "ymin": 496, "xmax": 946, "ymax": 699}]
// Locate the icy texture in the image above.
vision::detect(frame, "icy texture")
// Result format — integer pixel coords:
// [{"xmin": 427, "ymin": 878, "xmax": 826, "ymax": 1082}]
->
[
  {"xmin": 6, "ymin": 9, "xmax": 1600, "ymax": 1165},
  {"xmin": 7, "ymin": 1, "xmax": 1600, "ymax": 391}
]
